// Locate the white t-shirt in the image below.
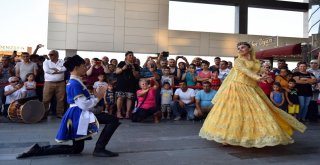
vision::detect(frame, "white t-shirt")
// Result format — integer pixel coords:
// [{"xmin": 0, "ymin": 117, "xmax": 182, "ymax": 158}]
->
[
  {"xmin": 161, "ymin": 75, "xmax": 173, "ymax": 86},
  {"xmin": 174, "ymin": 88, "xmax": 195, "ymax": 104},
  {"xmin": 4, "ymin": 85, "xmax": 26, "ymax": 104},
  {"xmin": 93, "ymin": 81, "xmax": 108, "ymax": 92},
  {"xmin": 218, "ymin": 68, "xmax": 230, "ymax": 81},
  {"xmin": 24, "ymin": 81, "xmax": 36, "ymax": 90}
]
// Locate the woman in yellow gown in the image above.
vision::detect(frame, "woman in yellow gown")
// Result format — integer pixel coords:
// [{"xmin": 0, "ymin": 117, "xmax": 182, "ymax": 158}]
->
[{"xmin": 199, "ymin": 42, "xmax": 306, "ymax": 148}]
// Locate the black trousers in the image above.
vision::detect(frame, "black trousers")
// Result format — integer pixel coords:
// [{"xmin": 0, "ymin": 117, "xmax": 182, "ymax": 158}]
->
[
  {"xmin": 26, "ymin": 113, "xmax": 120, "ymax": 156},
  {"xmin": 131, "ymin": 108, "xmax": 158, "ymax": 122},
  {"xmin": 95, "ymin": 113, "xmax": 121, "ymax": 150}
]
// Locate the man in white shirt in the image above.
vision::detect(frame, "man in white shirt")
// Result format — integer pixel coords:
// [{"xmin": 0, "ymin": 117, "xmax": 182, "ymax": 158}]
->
[
  {"xmin": 218, "ymin": 60, "xmax": 231, "ymax": 82},
  {"xmin": 3, "ymin": 76, "xmax": 26, "ymax": 116},
  {"xmin": 42, "ymin": 50, "xmax": 66, "ymax": 119},
  {"xmin": 170, "ymin": 81, "xmax": 196, "ymax": 121}
]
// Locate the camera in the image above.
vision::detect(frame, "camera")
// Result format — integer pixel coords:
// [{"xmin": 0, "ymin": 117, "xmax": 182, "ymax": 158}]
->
[
  {"xmin": 96, "ymin": 61, "xmax": 101, "ymax": 65},
  {"xmin": 150, "ymin": 64, "xmax": 155, "ymax": 68},
  {"xmin": 162, "ymin": 51, "xmax": 169, "ymax": 57}
]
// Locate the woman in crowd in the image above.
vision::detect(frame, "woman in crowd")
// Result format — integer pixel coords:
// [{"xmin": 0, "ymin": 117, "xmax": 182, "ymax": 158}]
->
[
  {"xmin": 258, "ymin": 62, "xmax": 275, "ymax": 97},
  {"xmin": 199, "ymin": 42, "xmax": 306, "ymax": 148},
  {"xmin": 115, "ymin": 51, "xmax": 140, "ymax": 119},
  {"xmin": 132, "ymin": 78, "xmax": 161, "ymax": 123},
  {"xmin": 86, "ymin": 58, "xmax": 109, "ymax": 86},
  {"xmin": 197, "ymin": 60, "xmax": 212, "ymax": 83},
  {"xmin": 17, "ymin": 55, "xmax": 120, "ymax": 158}
]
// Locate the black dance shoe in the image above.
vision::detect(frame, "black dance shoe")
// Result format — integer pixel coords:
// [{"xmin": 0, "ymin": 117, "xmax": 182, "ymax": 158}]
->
[
  {"xmin": 93, "ymin": 149, "xmax": 119, "ymax": 157},
  {"xmin": 16, "ymin": 143, "xmax": 41, "ymax": 159}
]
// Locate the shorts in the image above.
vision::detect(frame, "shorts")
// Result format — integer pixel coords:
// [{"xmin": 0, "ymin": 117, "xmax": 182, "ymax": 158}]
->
[
  {"xmin": 288, "ymin": 104, "xmax": 299, "ymax": 114},
  {"xmin": 161, "ymin": 104, "xmax": 171, "ymax": 112},
  {"xmin": 116, "ymin": 91, "xmax": 135, "ymax": 100}
]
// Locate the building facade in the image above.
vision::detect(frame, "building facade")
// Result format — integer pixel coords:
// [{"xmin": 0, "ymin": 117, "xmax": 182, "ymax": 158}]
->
[{"xmin": 47, "ymin": 0, "xmax": 309, "ymax": 57}]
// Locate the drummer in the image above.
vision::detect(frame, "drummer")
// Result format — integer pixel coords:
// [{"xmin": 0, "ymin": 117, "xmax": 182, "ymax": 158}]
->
[{"xmin": 3, "ymin": 76, "xmax": 26, "ymax": 117}]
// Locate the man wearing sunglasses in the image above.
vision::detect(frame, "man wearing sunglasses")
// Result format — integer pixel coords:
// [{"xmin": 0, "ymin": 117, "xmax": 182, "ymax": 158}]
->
[{"xmin": 2, "ymin": 76, "xmax": 26, "ymax": 117}]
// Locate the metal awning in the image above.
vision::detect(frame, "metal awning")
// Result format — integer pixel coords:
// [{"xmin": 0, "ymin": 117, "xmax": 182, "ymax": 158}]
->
[{"xmin": 256, "ymin": 43, "xmax": 301, "ymax": 59}]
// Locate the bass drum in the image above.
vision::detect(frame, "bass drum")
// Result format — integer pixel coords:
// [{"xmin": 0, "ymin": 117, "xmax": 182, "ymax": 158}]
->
[{"xmin": 8, "ymin": 97, "xmax": 45, "ymax": 124}]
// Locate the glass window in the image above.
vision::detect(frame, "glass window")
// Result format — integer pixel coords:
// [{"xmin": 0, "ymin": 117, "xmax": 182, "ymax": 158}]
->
[
  {"xmin": 169, "ymin": 1, "xmax": 235, "ymax": 33},
  {"xmin": 248, "ymin": 7, "xmax": 304, "ymax": 38},
  {"xmin": 309, "ymin": 5, "xmax": 320, "ymax": 35},
  {"xmin": 277, "ymin": 0, "xmax": 308, "ymax": 3}
]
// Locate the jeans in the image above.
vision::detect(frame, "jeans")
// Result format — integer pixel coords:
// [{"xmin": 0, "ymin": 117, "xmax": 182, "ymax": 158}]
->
[
  {"xmin": 170, "ymin": 101, "xmax": 195, "ymax": 120},
  {"xmin": 298, "ymin": 96, "xmax": 311, "ymax": 120}
]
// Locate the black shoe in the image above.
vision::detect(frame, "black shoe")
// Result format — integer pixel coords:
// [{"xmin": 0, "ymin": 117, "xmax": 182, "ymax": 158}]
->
[
  {"xmin": 93, "ymin": 149, "xmax": 119, "ymax": 157},
  {"xmin": 17, "ymin": 144, "xmax": 41, "ymax": 159}
]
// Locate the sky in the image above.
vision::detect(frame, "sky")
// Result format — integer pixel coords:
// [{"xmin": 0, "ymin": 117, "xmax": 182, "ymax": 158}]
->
[{"xmin": 0, "ymin": 0, "xmax": 308, "ymax": 69}]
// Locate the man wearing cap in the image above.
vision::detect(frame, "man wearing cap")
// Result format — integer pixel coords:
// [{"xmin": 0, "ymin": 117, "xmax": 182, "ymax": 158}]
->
[
  {"xmin": 42, "ymin": 50, "xmax": 66, "ymax": 119},
  {"xmin": 307, "ymin": 59, "xmax": 320, "ymax": 122}
]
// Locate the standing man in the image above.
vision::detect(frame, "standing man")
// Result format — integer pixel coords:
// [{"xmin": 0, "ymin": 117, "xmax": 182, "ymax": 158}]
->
[
  {"xmin": 272, "ymin": 59, "xmax": 287, "ymax": 75},
  {"xmin": 209, "ymin": 57, "xmax": 221, "ymax": 71},
  {"xmin": 0, "ymin": 56, "xmax": 15, "ymax": 114},
  {"xmin": 42, "ymin": 50, "xmax": 66, "ymax": 119},
  {"xmin": 15, "ymin": 52, "xmax": 38, "ymax": 81},
  {"xmin": 101, "ymin": 56, "xmax": 109, "ymax": 66},
  {"xmin": 218, "ymin": 60, "xmax": 231, "ymax": 82}
]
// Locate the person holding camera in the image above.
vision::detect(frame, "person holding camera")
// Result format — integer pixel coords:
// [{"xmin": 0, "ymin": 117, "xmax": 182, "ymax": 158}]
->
[
  {"xmin": 115, "ymin": 51, "xmax": 140, "ymax": 119},
  {"xmin": 168, "ymin": 58, "xmax": 181, "ymax": 86},
  {"xmin": 132, "ymin": 78, "xmax": 161, "ymax": 123},
  {"xmin": 141, "ymin": 57, "xmax": 161, "ymax": 80},
  {"xmin": 86, "ymin": 58, "xmax": 109, "ymax": 86},
  {"xmin": 176, "ymin": 56, "xmax": 189, "ymax": 77}
]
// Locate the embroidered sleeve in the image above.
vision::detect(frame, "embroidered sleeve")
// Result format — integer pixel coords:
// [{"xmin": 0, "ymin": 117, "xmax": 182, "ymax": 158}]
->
[{"xmin": 234, "ymin": 59, "xmax": 260, "ymax": 81}]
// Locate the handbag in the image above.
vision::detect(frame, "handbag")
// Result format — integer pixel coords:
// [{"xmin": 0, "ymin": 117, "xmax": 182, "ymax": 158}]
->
[{"xmin": 132, "ymin": 90, "xmax": 149, "ymax": 113}]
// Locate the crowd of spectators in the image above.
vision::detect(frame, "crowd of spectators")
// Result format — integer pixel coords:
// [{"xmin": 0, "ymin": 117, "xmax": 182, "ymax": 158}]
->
[{"xmin": 0, "ymin": 46, "xmax": 319, "ymax": 123}]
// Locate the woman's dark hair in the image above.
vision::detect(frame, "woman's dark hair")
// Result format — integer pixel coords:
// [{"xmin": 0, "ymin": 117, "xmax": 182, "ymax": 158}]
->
[
  {"xmin": 63, "ymin": 55, "xmax": 85, "ymax": 72},
  {"xmin": 201, "ymin": 60, "xmax": 210, "ymax": 66},
  {"xmin": 125, "ymin": 51, "xmax": 133, "ymax": 56},
  {"xmin": 211, "ymin": 68, "xmax": 220, "ymax": 74},
  {"xmin": 273, "ymin": 82, "xmax": 281, "ymax": 87},
  {"xmin": 25, "ymin": 73, "xmax": 35, "ymax": 81},
  {"xmin": 297, "ymin": 61, "xmax": 307, "ymax": 67},
  {"xmin": 189, "ymin": 63, "xmax": 196, "ymax": 68},
  {"xmin": 178, "ymin": 62, "xmax": 186, "ymax": 68}
]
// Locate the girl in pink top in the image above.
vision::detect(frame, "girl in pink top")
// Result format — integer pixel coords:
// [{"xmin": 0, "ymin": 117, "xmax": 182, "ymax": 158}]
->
[
  {"xmin": 132, "ymin": 78, "xmax": 161, "ymax": 123},
  {"xmin": 197, "ymin": 60, "xmax": 212, "ymax": 82}
]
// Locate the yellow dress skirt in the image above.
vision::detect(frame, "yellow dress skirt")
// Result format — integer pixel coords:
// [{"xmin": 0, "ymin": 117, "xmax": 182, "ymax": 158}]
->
[{"xmin": 199, "ymin": 58, "xmax": 306, "ymax": 148}]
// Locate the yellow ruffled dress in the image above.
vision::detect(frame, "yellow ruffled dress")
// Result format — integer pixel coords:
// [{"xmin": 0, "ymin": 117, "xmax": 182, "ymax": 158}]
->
[{"xmin": 199, "ymin": 57, "xmax": 306, "ymax": 148}]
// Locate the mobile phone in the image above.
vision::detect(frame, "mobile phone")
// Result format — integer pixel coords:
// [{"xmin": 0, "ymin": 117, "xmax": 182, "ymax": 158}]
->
[{"xmin": 96, "ymin": 61, "xmax": 101, "ymax": 65}]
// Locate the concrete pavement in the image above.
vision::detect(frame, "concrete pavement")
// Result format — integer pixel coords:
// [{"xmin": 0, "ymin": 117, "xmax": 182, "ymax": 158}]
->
[{"xmin": 0, "ymin": 116, "xmax": 319, "ymax": 165}]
